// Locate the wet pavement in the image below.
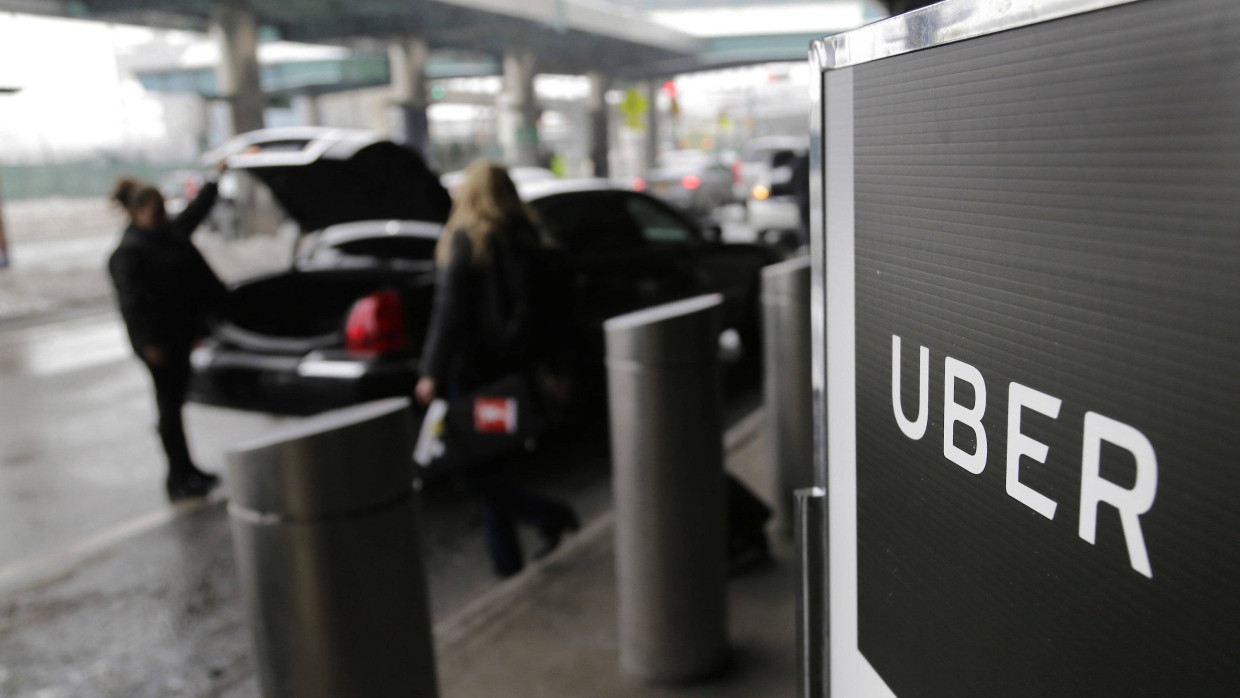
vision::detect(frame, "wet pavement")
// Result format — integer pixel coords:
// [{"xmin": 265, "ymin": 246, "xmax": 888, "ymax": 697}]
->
[
  {"xmin": 0, "ymin": 313, "xmax": 292, "ymax": 567},
  {"xmin": 0, "ymin": 304, "xmax": 762, "ymax": 697}
]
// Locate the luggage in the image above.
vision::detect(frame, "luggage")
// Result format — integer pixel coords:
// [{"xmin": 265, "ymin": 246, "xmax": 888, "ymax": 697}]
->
[{"xmin": 413, "ymin": 373, "xmax": 545, "ymax": 475}]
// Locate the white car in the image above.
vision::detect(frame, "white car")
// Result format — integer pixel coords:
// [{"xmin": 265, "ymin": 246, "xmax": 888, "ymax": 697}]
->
[{"xmin": 734, "ymin": 137, "xmax": 807, "ymax": 244}]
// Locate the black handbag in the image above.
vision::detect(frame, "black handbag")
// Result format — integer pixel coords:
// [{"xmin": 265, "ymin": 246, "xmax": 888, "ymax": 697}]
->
[{"xmin": 414, "ymin": 373, "xmax": 545, "ymax": 474}]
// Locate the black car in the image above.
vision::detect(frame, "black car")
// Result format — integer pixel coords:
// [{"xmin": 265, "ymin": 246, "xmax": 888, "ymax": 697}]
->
[{"xmin": 189, "ymin": 129, "xmax": 779, "ymax": 414}]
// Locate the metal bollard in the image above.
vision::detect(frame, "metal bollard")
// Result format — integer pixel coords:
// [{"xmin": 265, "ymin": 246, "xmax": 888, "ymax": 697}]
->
[
  {"xmin": 227, "ymin": 397, "xmax": 437, "ymax": 698},
  {"xmin": 604, "ymin": 294, "xmax": 729, "ymax": 683},
  {"xmin": 762, "ymin": 256, "xmax": 814, "ymax": 538}
]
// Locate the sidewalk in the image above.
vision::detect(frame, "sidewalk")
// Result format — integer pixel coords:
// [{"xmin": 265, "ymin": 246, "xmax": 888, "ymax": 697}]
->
[
  {"xmin": 0, "ymin": 406, "xmax": 793, "ymax": 697},
  {"xmin": 430, "ymin": 412, "xmax": 797, "ymax": 698}
]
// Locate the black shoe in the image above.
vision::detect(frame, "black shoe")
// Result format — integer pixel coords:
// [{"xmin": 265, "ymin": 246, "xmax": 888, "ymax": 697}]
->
[
  {"xmin": 166, "ymin": 470, "xmax": 220, "ymax": 501},
  {"xmin": 534, "ymin": 508, "xmax": 581, "ymax": 561}
]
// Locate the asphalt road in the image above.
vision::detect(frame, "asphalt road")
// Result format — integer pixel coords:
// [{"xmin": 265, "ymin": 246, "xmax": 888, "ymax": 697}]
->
[{"xmin": 0, "ymin": 308, "xmax": 760, "ymax": 697}]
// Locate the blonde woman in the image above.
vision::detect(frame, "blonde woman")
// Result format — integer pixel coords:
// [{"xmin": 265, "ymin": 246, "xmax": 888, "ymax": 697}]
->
[{"xmin": 416, "ymin": 161, "xmax": 578, "ymax": 577}]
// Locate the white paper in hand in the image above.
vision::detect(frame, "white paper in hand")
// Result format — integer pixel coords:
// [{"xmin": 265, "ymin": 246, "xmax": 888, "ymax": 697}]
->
[{"xmin": 413, "ymin": 398, "xmax": 448, "ymax": 467}]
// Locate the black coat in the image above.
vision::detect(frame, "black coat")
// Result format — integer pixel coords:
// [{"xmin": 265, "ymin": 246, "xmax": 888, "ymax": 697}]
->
[
  {"xmin": 420, "ymin": 218, "xmax": 572, "ymax": 393},
  {"xmin": 108, "ymin": 182, "xmax": 229, "ymax": 355}
]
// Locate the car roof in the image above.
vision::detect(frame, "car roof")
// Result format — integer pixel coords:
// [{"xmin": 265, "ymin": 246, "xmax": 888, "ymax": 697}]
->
[{"xmin": 518, "ymin": 177, "xmax": 622, "ymax": 202}]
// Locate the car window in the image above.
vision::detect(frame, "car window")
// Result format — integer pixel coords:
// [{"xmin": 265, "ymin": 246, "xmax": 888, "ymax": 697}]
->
[
  {"xmin": 533, "ymin": 192, "xmax": 643, "ymax": 253},
  {"xmin": 625, "ymin": 194, "xmax": 696, "ymax": 244}
]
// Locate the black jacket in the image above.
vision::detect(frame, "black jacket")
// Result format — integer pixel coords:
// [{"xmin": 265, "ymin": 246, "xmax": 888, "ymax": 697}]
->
[
  {"xmin": 420, "ymin": 218, "xmax": 572, "ymax": 392},
  {"xmin": 108, "ymin": 182, "xmax": 229, "ymax": 355}
]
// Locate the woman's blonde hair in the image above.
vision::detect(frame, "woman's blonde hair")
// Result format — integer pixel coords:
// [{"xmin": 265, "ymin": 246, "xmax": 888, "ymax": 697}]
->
[{"xmin": 436, "ymin": 161, "xmax": 536, "ymax": 266}]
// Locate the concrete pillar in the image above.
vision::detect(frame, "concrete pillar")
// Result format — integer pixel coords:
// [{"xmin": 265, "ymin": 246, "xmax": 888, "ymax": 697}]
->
[
  {"xmin": 388, "ymin": 35, "xmax": 432, "ymax": 162},
  {"xmin": 209, "ymin": 1, "xmax": 265, "ymax": 135},
  {"xmin": 292, "ymin": 93, "xmax": 320, "ymax": 127},
  {"xmin": 210, "ymin": 2, "xmax": 271, "ymax": 237},
  {"xmin": 643, "ymin": 79, "xmax": 659, "ymax": 172},
  {"xmin": 587, "ymin": 72, "xmax": 610, "ymax": 178},
  {"xmin": 499, "ymin": 47, "xmax": 540, "ymax": 167},
  {"xmin": 0, "ymin": 170, "xmax": 8, "ymax": 269}
]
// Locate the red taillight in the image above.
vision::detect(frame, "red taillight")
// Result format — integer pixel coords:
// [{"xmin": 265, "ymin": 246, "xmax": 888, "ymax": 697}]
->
[
  {"xmin": 633, "ymin": 177, "xmax": 647, "ymax": 192},
  {"xmin": 345, "ymin": 291, "xmax": 410, "ymax": 356},
  {"xmin": 732, "ymin": 161, "xmax": 742, "ymax": 185},
  {"xmin": 681, "ymin": 174, "xmax": 701, "ymax": 190}
]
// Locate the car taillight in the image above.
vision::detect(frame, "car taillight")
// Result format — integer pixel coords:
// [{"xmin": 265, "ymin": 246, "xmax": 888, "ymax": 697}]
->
[
  {"xmin": 732, "ymin": 161, "xmax": 742, "ymax": 185},
  {"xmin": 681, "ymin": 174, "xmax": 701, "ymax": 190},
  {"xmin": 345, "ymin": 291, "xmax": 410, "ymax": 356},
  {"xmin": 633, "ymin": 177, "xmax": 647, "ymax": 192}
]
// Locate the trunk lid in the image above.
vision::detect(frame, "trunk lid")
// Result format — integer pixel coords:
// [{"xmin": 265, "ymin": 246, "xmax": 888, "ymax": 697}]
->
[{"xmin": 214, "ymin": 128, "xmax": 452, "ymax": 232}]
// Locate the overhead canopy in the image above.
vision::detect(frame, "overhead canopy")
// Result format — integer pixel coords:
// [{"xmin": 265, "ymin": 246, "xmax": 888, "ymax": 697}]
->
[{"xmin": 0, "ymin": 0, "xmax": 703, "ymax": 77}]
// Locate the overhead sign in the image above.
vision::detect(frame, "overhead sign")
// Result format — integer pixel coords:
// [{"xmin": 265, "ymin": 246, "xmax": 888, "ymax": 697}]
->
[
  {"xmin": 620, "ymin": 87, "xmax": 649, "ymax": 129},
  {"xmin": 809, "ymin": 1, "xmax": 1240, "ymax": 696}
]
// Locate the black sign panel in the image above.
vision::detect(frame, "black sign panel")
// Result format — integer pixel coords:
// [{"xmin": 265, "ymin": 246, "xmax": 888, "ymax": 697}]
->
[{"xmin": 835, "ymin": 1, "xmax": 1240, "ymax": 696}]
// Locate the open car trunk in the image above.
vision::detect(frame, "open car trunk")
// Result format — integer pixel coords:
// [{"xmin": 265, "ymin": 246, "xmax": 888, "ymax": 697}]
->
[{"xmin": 221, "ymin": 268, "xmax": 436, "ymax": 355}]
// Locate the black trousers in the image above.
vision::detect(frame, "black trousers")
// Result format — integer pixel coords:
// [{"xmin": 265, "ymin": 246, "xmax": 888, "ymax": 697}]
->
[
  {"xmin": 456, "ymin": 458, "xmax": 573, "ymax": 576},
  {"xmin": 146, "ymin": 351, "xmax": 195, "ymax": 479}
]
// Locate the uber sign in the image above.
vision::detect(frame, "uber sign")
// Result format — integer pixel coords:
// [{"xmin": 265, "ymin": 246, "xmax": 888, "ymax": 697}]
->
[{"xmin": 811, "ymin": 1, "xmax": 1240, "ymax": 697}]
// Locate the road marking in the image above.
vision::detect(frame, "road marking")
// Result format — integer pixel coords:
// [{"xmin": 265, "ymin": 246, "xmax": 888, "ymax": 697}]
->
[
  {"xmin": 7, "ymin": 233, "xmax": 117, "ymax": 272},
  {"xmin": 0, "ymin": 314, "xmax": 131, "ymax": 375},
  {"xmin": 26, "ymin": 322, "xmax": 130, "ymax": 375},
  {"xmin": 0, "ymin": 495, "xmax": 219, "ymax": 595}
]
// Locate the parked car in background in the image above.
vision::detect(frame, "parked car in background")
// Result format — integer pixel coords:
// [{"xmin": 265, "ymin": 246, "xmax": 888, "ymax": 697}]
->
[
  {"xmin": 188, "ymin": 129, "xmax": 778, "ymax": 414},
  {"xmin": 634, "ymin": 149, "xmax": 735, "ymax": 231},
  {"xmin": 522, "ymin": 178, "xmax": 782, "ymax": 398},
  {"xmin": 733, "ymin": 136, "xmax": 808, "ymax": 245}
]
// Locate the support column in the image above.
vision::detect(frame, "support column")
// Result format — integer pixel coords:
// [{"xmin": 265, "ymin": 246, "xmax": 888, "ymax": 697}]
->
[
  {"xmin": 643, "ymin": 79, "xmax": 659, "ymax": 172},
  {"xmin": 388, "ymin": 35, "xmax": 431, "ymax": 162},
  {"xmin": 210, "ymin": 2, "xmax": 265, "ymax": 135},
  {"xmin": 0, "ymin": 169, "xmax": 8, "ymax": 269},
  {"xmin": 499, "ymin": 47, "xmax": 539, "ymax": 167},
  {"xmin": 0, "ymin": 88, "xmax": 14, "ymax": 268},
  {"xmin": 210, "ymin": 2, "xmax": 270, "ymax": 237},
  {"xmin": 587, "ymin": 72, "xmax": 610, "ymax": 178}
]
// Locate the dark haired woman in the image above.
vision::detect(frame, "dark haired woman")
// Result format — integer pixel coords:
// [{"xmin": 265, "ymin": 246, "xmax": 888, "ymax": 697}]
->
[
  {"xmin": 416, "ymin": 160, "xmax": 579, "ymax": 577},
  {"xmin": 108, "ymin": 163, "xmax": 229, "ymax": 500}
]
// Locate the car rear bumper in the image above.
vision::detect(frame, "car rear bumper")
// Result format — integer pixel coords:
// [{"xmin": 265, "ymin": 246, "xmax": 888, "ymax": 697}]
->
[{"xmin": 189, "ymin": 344, "xmax": 418, "ymax": 415}]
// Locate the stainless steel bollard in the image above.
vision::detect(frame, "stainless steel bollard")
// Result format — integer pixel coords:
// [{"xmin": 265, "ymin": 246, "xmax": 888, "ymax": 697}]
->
[
  {"xmin": 226, "ymin": 397, "xmax": 437, "ymax": 698},
  {"xmin": 762, "ymin": 256, "xmax": 814, "ymax": 538},
  {"xmin": 604, "ymin": 294, "xmax": 729, "ymax": 683}
]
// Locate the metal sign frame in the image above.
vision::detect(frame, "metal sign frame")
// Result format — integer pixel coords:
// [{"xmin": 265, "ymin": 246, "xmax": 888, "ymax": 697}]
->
[{"xmin": 804, "ymin": 1, "xmax": 1201, "ymax": 696}]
